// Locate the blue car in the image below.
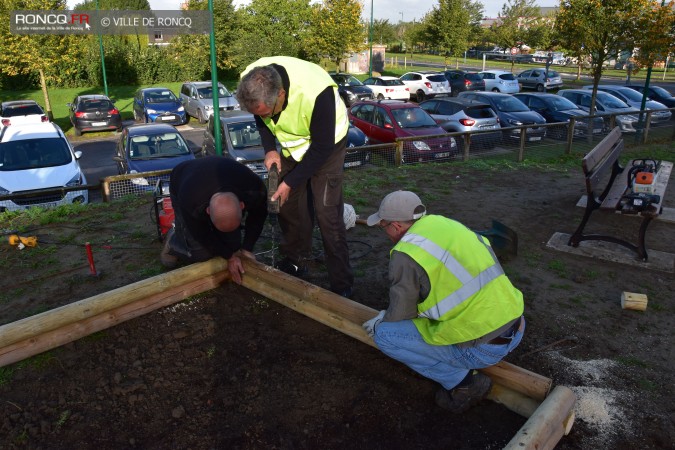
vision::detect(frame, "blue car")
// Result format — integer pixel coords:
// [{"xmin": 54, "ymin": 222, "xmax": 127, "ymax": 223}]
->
[
  {"xmin": 113, "ymin": 123, "xmax": 195, "ymax": 190},
  {"xmin": 133, "ymin": 87, "xmax": 187, "ymax": 125}
]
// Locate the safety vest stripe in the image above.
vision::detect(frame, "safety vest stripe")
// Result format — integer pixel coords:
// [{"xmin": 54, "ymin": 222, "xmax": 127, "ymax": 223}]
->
[
  {"xmin": 403, "ymin": 231, "xmax": 505, "ymax": 320},
  {"xmin": 420, "ymin": 264, "xmax": 505, "ymax": 319},
  {"xmin": 401, "ymin": 233, "xmax": 472, "ymax": 283}
]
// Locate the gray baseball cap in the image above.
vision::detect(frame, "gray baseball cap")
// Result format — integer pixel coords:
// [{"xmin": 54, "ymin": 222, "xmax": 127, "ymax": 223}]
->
[{"xmin": 366, "ymin": 191, "xmax": 426, "ymax": 226}]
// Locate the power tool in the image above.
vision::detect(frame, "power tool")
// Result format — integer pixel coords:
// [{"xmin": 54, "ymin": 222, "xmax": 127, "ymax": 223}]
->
[{"xmin": 267, "ymin": 163, "xmax": 280, "ymax": 214}]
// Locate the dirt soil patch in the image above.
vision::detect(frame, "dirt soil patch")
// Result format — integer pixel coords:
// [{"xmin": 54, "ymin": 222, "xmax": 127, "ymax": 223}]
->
[{"xmin": 1, "ymin": 163, "xmax": 673, "ymax": 449}]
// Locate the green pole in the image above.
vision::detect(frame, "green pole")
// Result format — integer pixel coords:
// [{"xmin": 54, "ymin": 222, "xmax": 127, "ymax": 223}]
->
[
  {"xmin": 96, "ymin": 0, "xmax": 108, "ymax": 96},
  {"xmin": 208, "ymin": 0, "xmax": 222, "ymax": 156},
  {"xmin": 368, "ymin": 0, "xmax": 373, "ymax": 77}
]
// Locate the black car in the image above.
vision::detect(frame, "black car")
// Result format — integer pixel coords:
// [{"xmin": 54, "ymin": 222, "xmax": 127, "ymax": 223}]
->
[
  {"xmin": 513, "ymin": 93, "xmax": 605, "ymax": 140},
  {"xmin": 329, "ymin": 73, "xmax": 374, "ymax": 106},
  {"xmin": 444, "ymin": 70, "xmax": 485, "ymax": 97},
  {"xmin": 625, "ymin": 84, "xmax": 675, "ymax": 109},
  {"xmin": 68, "ymin": 94, "xmax": 122, "ymax": 136}
]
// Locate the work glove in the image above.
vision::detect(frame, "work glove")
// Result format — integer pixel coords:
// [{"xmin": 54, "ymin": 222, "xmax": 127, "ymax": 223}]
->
[{"xmin": 363, "ymin": 310, "xmax": 386, "ymax": 338}]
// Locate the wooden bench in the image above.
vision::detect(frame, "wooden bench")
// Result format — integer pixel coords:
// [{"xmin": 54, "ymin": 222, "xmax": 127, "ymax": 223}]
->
[{"xmin": 568, "ymin": 127, "xmax": 672, "ymax": 261}]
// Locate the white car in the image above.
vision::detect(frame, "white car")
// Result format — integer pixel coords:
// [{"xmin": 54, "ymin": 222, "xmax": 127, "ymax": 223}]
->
[
  {"xmin": 362, "ymin": 76, "xmax": 410, "ymax": 101},
  {"xmin": 0, "ymin": 122, "xmax": 88, "ymax": 212},
  {"xmin": 0, "ymin": 100, "xmax": 48, "ymax": 128},
  {"xmin": 399, "ymin": 71, "xmax": 451, "ymax": 102},
  {"xmin": 479, "ymin": 70, "xmax": 520, "ymax": 94}
]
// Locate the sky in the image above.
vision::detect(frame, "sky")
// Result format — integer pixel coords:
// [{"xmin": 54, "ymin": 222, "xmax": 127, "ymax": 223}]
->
[{"xmin": 67, "ymin": 0, "xmax": 559, "ymax": 24}]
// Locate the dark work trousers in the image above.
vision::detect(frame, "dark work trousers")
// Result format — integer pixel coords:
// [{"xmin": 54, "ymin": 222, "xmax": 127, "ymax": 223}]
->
[
  {"xmin": 278, "ymin": 136, "xmax": 353, "ymax": 293},
  {"xmin": 169, "ymin": 198, "xmax": 240, "ymax": 263}
]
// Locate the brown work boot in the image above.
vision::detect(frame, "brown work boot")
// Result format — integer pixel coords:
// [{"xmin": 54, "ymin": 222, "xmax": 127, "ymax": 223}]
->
[
  {"xmin": 435, "ymin": 371, "xmax": 492, "ymax": 413},
  {"xmin": 160, "ymin": 228, "xmax": 178, "ymax": 268}
]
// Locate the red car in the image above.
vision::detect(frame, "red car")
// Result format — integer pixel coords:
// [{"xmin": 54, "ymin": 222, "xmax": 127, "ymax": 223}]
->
[{"xmin": 348, "ymin": 100, "xmax": 457, "ymax": 163}]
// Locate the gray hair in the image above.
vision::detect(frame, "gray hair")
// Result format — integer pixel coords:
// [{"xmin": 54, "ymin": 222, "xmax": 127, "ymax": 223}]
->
[{"xmin": 238, "ymin": 65, "xmax": 282, "ymax": 112}]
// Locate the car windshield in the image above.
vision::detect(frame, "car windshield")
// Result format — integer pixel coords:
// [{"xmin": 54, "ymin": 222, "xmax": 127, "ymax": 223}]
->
[
  {"xmin": 548, "ymin": 96, "xmax": 579, "ymax": 111},
  {"xmin": 2, "ymin": 104, "xmax": 43, "ymax": 117},
  {"xmin": 129, "ymin": 132, "xmax": 190, "ymax": 159},
  {"xmin": 495, "ymin": 97, "xmax": 529, "ymax": 112},
  {"xmin": 197, "ymin": 86, "xmax": 231, "ymax": 99},
  {"xmin": 650, "ymin": 86, "xmax": 672, "ymax": 98},
  {"xmin": 145, "ymin": 91, "xmax": 177, "ymax": 103},
  {"xmin": 225, "ymin": 121, "xmax": 261, "ymax": 149},
  {"xmin": 0, "ymin": 138, "xmax": 72, "ymax": 171},
  {"xmin": 615, "ymin": 88, "xmax": 644, "ymax": 102},
  {"xmin": 392, "ymin": 108, "xmax": 437, "ymax": 128},
  {"xmin": 81, "ymin": 100, "xmax": 113, "ymax": 111},
  {"xmin": 383, "ymin": 79, "xmax": 405, "ymax": 86},
  {"xmin": 597, "ymin": 92, "xmax": 630, "ymax": 109},
  {"xmin": 333, "ymin": 75, "xmax": 364, "ymax": 86}
]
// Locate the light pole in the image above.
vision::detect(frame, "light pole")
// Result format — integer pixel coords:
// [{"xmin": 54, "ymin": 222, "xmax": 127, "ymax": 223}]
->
[{"xmin": 368, "ymin": 0, "xmax": 373, "ymax": 77}]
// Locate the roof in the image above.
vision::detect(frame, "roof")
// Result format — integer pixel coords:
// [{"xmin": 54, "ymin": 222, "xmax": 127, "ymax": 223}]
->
[
  {"xmin": 219, "ymin": 111, "xmax": 255, "ymax": 123},
  {"xmin": 355, "ymin": 99, "xmax": 416, "ymax": 109},
  {"xmin": 184, "ymin": 81, "xmax": 224, "ymax": 87},
  {"xmin": 140, "ymin": 87, "xmax": 172, "ymax": 93},
  {"xmin": 0, "ymin": 122, "xmax": 61, "ymax": 142},
  {"xmin": 1, "ymin": 100, "xmax": 40, "ymax": 108},
  {"xmin": 429, "ymin": 97, "xmax": 491, "ymax": 106},
  {"xmin": 77, "ymin": 94, "xmax": 110, "ymax": 101},
  {"xmin": 126, "ymin": 123, "xmax": 179, "ymax": 137}
]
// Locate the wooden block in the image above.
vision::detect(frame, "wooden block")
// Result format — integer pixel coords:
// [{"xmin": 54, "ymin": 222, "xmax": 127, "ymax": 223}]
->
[{"xmin": 621, "ymin": 292, "xmax": 648, "ymax": 311}]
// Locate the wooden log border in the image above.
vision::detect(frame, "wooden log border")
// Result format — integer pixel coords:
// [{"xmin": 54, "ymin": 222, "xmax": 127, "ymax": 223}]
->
[{"xmin": 0, "ymin": 257, "xmax": 575, "ymax": 449}]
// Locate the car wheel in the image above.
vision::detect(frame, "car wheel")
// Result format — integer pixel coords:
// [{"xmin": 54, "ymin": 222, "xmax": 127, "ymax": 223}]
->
[
  {"xmin": 116, "ymin": 126, "xmax": 123, "ymax": 133},
  {"xmin": 74, "ymin": 127, "xmax": 82, "ymax": 137},
  {"xmin": 144, "ymin": 114, "xmax": 149, "ymax": 124},
  {"xmin": 416, "ymin": 90, "xmax": 425, "ymax": 102},
  {"xmin": 492, "ymin": 88, "xmax": 500, "ymax": 92},
  {"xmin": 536, "ymin": 84, "xmax": 545, "ymax": 92},
  {"xmin": 197, "ymin": 109, "xmax": 206, "ymax": 124},
  {"xmin": 377, "ymin": 94, "xmax": 384, "ymax": 100}
]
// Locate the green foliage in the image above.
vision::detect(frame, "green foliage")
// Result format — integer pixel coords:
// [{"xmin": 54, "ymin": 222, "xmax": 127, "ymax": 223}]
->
[
  {"xmin": 307, "ymin": 0, "xmax": 367, "ymax": 68},
  {"xmin": 426, "ymin": 0, "xmax": 472, "ymax": 57},
  {"xmin": 488, "ymin": 0, "xmax": 543, "ymax": 56}
]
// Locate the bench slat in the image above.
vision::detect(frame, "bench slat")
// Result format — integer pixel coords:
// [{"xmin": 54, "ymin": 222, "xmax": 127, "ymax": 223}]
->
[{"xmin": 582, "ymin": 127, "xmax": 623, "ymax": 175}]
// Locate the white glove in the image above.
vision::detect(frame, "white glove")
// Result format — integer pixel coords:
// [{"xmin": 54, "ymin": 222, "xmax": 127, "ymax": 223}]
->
[{"xmin": 363, "ymin": 310, "xmax": 386, "ymax": 338}]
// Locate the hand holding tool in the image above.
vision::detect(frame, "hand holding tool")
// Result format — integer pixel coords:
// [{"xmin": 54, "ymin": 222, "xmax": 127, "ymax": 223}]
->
[{"xmin": 267, "ymin": 163, "xmax": 280, "ymax": 214}]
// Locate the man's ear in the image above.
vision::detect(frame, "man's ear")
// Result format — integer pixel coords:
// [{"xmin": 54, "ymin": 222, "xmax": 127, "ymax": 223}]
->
[
  {"xmin": 240, "ymin": 201, "xmax": 245, "ymax": 210},
  {"xmin": 205, "ymin": 206, "xmax": 211, "ymax": 216}
]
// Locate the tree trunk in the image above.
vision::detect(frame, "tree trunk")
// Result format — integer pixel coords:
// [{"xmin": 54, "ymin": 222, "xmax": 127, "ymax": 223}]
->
[{"xmin": 38, "ymin": 68, "xmax": 54, "ymax": 121}]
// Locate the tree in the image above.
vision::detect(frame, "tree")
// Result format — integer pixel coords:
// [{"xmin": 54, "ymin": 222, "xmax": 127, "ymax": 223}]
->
[
  {"xmin": 426, "ymin": 0, "xmax": 472, "ymax": 63},
  {"xmin": 555, "ymin": 0, "xmax": 644, "ymax": 114},
  {"xmin": 0, "ymin": 0, "xmax": 80, "ymax": 118},
  {"xmin": 632, "ymin": 0, "xmax": 675, "ymax": 71},
  {"xmin": 488, "ymin": 0, "xmax": 542, "ymax": 70},
  {"xmin": 306, "ymin": 0, "xmax": 366, "ymax": 69},
  {"xmin": 372, "ymin": 19, "xmax": 396, "ymax": 45},
  {"xmin": 230, "ymin": 0, "xmax": 314, "ymax": 70}
]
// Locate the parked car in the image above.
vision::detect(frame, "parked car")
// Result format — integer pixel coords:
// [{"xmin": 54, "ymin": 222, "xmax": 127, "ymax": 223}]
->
[
  {"xmin": 0, "ymin": 100, "xmax": 48, "ymax": 128},
  {"xmin": 329, "ymin": 73, "xmax": 374, "ymax": 106},
  {"xmin": 0, "ymin": 122, "xmax": 88, "ymax": 212},
  {"xmin": 362, "ymin": 76, "xmax": 410, "ymax": 101},
  {"xmin": 582, "ymin": 85, "xmax": 671, "ymax": 123},
  {"xmin": 444, "ymin": 70, "xmax": 485, "ymax": 96},
  {"xmin": 479, "ymin": 70, "xmax": 520, "ymax": 94},
  {"xmin": 348, "ymin": 99, "xmax": 457, "ymax": 163},
  {"xmin": 517, "ymin": 69, "xmax": 563, "ymax": 91},
  {"xmin": 557, "ymin": 89, "xmax": 640, "ymax": 133},
  {"xmin": 133, "ymin": 87, "xmax": 187, "ymax": 126},
  {"xmin": 513, "ymin": 93, "xmax": 605, "ymax": 140},
  {"xmin": 67, "ymin": 94, "xmax": 122, "ymax": 136},
  {"xmin": 458, "ymin": 92, "xmax": 547, "ymax": 142},
  {"xmin": 399, "ymin": 71, "xmax": 451, "ymax": 102},
  {"xmin": 113, "ymin": 123, "xmax": 195, "ymax": 189},
  {"xmin": 626, "ymin": 84, "xmax": 675, "ymax": 108},
  {"xmin": 201, "ymin": 112, "xmax": 369, "ymax": 175},
  {"xmin": 418, "ymin": 97, "xmax": 500, "ymax": 151},
  {"xmin": 179, "ymin": 81, "xmax": 240, "ymax": 124}
]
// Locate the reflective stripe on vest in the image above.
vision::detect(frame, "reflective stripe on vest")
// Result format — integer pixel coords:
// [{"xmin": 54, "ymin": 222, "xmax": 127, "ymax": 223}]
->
[{"xmin": 401, "ymin": 231, "xmax": 504, "ymax": 320}]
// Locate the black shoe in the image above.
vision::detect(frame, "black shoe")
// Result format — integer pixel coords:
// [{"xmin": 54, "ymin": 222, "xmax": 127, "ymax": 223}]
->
[
  {"xmin": 435, "ymin": 371, "xmax": 492, "ymax": 413},
  {"xmin": 274, "ymin": 257, "xmax": 308, "ymax": 277},
  {"xmin": 160, "ymin": 228, "xmax": 178, "ymax": 269}
]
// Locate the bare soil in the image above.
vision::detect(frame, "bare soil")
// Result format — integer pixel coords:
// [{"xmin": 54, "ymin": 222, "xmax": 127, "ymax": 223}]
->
[{"xmin": 1, "ymin": 162, "xmax": 674, "ymax": 450}]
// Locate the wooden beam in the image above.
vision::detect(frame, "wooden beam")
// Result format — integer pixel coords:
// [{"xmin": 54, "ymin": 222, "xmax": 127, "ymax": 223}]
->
[
  {"xmin": 0, "ymin": 271, "xmax": 228, "ymax": 368},
  {"xmin": 503, "ymin": 385, "xmax": 577, "ymax": 450}
]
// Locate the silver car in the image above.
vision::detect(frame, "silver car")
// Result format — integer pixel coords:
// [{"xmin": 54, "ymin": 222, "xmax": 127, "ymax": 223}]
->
[
  {"xmin": 582, "ymin": 85, "xmax": 672, "ymax": 124},
  {"xmin": 558, "ymin": 89, "xmax": 640, "ymax": 133},
  {"xmin": 179, "ymin": 81, "xmax": 240, "ymax": 124},
  {"xmin": 517, "ymin": 69, "xmax": 563, "ymax": 91}
]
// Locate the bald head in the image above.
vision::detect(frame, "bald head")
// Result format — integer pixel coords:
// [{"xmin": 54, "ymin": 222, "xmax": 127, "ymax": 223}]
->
[{"xmin": 208, "ymin": 192, "xmax": 242, "ymax": 232}]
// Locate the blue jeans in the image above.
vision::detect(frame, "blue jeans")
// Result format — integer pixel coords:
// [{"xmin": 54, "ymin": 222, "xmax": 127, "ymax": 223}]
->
[{"xmin": 373, "ymin": 318, "xmax": 525, "ymax": 390}]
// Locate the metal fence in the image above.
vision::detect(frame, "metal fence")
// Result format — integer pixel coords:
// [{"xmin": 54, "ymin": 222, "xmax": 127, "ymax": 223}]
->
[{"xmin": 2, "ymin": 111, "xmax": 673, "ymax": 208}]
